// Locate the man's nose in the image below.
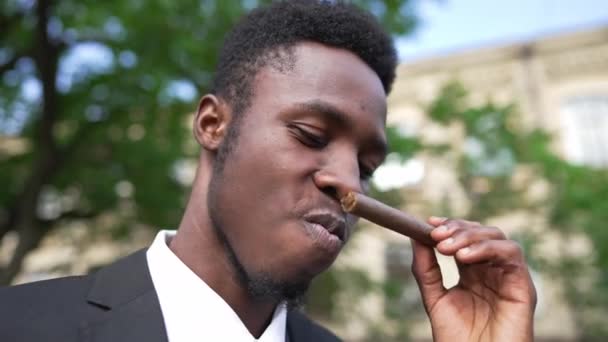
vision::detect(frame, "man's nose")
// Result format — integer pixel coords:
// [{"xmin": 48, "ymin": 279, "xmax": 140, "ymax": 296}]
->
[{"xmin": 312, "ymin": 157, "xmax": 363, "ymax": 201}]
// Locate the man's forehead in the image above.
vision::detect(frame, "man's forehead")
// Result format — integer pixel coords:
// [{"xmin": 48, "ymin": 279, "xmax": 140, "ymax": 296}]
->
[{"xmin": 251, "ymin": 42, "xmax": 387, "ymax": 113}]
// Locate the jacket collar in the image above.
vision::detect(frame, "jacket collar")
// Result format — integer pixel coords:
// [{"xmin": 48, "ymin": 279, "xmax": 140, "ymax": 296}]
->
[
  {"xmin": 81, "ymin": 248, "xmax": 328, "ymax": 342},
  {"xmin": 83, "ymin": 249, "xmax": 168, "ymax": 342},
  {"xmin": 286, "ymin": 309, "xmax": 339, "ymax": 342}
]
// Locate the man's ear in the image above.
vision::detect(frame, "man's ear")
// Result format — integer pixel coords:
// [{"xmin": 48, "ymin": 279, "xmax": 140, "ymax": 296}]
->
[{"xmin": 193, "ymin": 94, "xmax": 231, "ymax": 151}]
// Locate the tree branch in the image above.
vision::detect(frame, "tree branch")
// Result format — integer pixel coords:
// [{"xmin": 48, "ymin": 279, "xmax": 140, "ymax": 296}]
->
[
  {"xmin": 0, "ymin": 206, "xmax": 101, "ymax": 285},
  {"xmin": 0, "ymin": 224, "xmax": 46, "ymax": 285},
  {"xmin": 0, "ymin": 52, "xmax": 23, "ymax": 76},
  {"xmin": 0, "ymin": 205, "xmax": 17, "ymax": 243},
  {"xmin": 2, "ymin": 0, "xmax": 63, "ymax": 285},
  {"xmin": 13, "ymin": 0, "xmax": 61, "ymax": 223},
  {"xmin": 37, "ymin": 210, "xmax": 98, "ymax": 225}
]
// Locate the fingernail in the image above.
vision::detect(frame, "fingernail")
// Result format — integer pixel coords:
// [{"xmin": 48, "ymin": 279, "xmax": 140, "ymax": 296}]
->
[
  {"xmin": 459, "ymin": 247, "xmax": 471, "ymax": 255},
  {"xmin": 444, "ymin": 237, "xmax": 454, "ymax": 244},
  {"xmin": 436, "ymin": 225, "xmax": 448, "ymax": 233}
]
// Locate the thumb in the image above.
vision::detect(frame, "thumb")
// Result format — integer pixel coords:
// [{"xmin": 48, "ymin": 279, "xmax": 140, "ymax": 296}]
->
[{"xmin": 410, "ymin": 239, "xmax": 446, "ymax": 312}]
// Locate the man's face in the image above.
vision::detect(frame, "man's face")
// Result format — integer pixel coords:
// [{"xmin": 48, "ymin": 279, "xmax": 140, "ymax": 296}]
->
[{"xmin": 208, "ymin": 42, "xmax": 387, "ymax": 300}]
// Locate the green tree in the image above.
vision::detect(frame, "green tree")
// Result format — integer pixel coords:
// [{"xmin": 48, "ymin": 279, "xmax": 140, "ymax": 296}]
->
[
  {"xmin": 0, "ymin": 0, "xmax": 419, "ymax": 284},
  {"xmin": 422, "ymin": 81, "xmax": 608, "ymax": 340}
]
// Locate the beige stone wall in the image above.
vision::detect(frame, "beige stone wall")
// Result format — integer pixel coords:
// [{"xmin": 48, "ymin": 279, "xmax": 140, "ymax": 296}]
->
[{"xmin": 388, "ymin": 26, "xmax": 608, "ymax": 158}]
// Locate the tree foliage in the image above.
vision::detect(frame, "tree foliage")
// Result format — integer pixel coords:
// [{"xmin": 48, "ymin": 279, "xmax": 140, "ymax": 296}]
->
[
  {"xmin": 422, "ymin": 81, "xmax": 608, "ymax": 340},
  {"xmin": 0, "ymin": 0, "xmax": 418, "ymax": 283}
]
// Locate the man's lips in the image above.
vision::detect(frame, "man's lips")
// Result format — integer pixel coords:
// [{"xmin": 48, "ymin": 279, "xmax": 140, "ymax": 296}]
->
[{"xmin": 302, "ymin": 212, "xmax": 347, "ymax": 242}]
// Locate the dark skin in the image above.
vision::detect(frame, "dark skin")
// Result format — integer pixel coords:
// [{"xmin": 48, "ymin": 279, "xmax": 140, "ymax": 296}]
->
[
  {"xmin": 169, "ymin": 42, "xmax": 536, "ymax": 340},
  {"xmin": 414, "ymin": 217, "xmax": 537, "ymax": 341}
]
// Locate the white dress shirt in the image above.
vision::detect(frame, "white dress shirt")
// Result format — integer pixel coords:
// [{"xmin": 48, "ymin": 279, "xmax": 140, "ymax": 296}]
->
[{"xmin": 146, "ymin": 230, "xmax": 287, "ymax": 342}]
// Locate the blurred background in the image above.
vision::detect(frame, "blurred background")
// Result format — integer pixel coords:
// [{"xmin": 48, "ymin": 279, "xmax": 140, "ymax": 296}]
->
[{"xmin": 1, "ymin": 0, "xmax": 607, "ymax": 341}]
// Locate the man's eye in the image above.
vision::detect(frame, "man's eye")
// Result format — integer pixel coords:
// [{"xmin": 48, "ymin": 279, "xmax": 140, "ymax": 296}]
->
[{"xmin": 290, "ymin": 125, "xmax": 328, "ymax": 149}]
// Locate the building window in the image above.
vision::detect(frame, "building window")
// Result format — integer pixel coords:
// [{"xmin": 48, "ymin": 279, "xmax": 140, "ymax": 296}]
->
[{"xmin": 560, "ymin": 94, "xmax": 608, "ymax": 168}]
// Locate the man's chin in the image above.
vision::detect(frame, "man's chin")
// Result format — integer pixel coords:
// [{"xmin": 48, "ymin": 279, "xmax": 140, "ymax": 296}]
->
[{"xmin": 246, "ymin": 271, "xmax": 311, "ymax": 309}]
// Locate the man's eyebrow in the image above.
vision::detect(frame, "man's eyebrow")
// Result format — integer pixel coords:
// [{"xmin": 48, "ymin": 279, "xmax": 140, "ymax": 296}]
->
[
  {"xmin": 295, "ymin": 100, "xmax": 351, "ymax": 128},
  {"xmin": 294, "ymin": 100, "xmax": 388, "ymax": 158}
]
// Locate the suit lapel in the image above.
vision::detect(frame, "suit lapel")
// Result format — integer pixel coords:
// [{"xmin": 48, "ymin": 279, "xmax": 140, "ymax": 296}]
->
[
  {"xmin": 82, "ymin": 249, "xmax": 168, "ymax": 342},
  {"xmin": 286, "ymin": 310, "xmax": 341, "ymax": 342},
  {"xmin": 286, "ymin": 310, "xmax": 313, "ymax": 342},
  {"xmin": 81, "ymin": 248, "xmax": 335, "ymax": 342}
]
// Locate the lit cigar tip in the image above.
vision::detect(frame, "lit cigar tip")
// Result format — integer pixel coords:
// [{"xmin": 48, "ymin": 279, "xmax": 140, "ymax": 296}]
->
[{"xmin": 340, "ymin": 191, "xmax": 357, "ymax": 212}]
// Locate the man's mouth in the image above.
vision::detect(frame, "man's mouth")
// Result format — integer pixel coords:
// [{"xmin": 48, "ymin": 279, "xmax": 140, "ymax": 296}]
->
[{"xmin": 302, "ymin": 212, "xmax": 347, "ymax": 242}]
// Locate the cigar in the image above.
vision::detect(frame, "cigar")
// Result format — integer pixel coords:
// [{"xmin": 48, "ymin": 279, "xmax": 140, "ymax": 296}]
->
[{"xmin": 341, "ymin": 191, "xmax": 436, "ymax": 246}]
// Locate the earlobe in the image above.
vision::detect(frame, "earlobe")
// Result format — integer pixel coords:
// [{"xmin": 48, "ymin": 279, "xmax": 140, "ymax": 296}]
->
[{"xmin": 193, "ymin": 94, "xmax": 231, "ymax": 151}]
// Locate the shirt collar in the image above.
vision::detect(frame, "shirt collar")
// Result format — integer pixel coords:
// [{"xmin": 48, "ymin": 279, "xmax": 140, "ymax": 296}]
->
[{"xmin": 146, "ymin": 230, "xmax": 287, "ymax": 342}]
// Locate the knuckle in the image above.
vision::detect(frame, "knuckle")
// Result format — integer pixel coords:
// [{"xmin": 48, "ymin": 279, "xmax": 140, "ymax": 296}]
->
[
  {"xmin": 509, "ymin": 241, "xmax": 524, "ymax": 255},
  {"xmin": 447, "ymin": 218, "xmax": 484, "ymax": 230},
  {"xmin": 410, "ymin": 263, "xmax": 421, "ymax": 277},
  {"xmin": 453, "ymin": 225, "xmax": 491, "ymax": 242},
  {"xmin": 445, "ymin": 218, "xmax": 465, "ymax": 227},
  {"xmin": 494, "ymin": 240, "xmax": 524, "ymax": 260},
  {"xmin": 531, "ymin": 286, "xmax": 539, "ymax": 308},
  {"xmin": 444, "ymin": 219, "xmax": 458, "ymax": 229},
  {"xmin": 469, "ymin": 221, "xmax": 483, "ymax": 228},
  {"xmin": 486, "ymin": 226, "xmax": 506, "ymax": 238},
  {"xmin": 445, "ymin": 220, "xmax": 466, "ymax": 232},
  {"xmin": 472, "ymin": 240, "xmax": 489, "ymax": 252},
  {"xmin": 453, "ymin": 228, "xmax": 474, "ymax": 241}
]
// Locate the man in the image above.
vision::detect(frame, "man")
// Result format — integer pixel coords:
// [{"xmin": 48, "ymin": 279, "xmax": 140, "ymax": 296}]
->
[{"xmin": 0, "ymin": 1, "xmax": 536, "ymax": 341}]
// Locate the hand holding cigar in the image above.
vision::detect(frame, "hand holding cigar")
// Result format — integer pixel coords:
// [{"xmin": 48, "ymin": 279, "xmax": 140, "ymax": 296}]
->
[{"xmin": 340, "ymin": 191, "xmax": 436, "ymax": 246}]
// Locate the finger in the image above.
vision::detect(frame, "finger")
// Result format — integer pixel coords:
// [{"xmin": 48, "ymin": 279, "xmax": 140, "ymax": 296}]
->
[
  {"xmin": 410, "ymin": 239, "xmax": 446, "ymax": 311},
  {"xmin": 435, "ymin": 225, "xmax": 506, "ymax": 256},
  {"xmin": 454, "ymin": 239, "xmax": 524, "ymax": 266},
  {"xmin": 455, "ymin": 240, "xmax": 536, "ymax": 304},
  {"xmin": 429, "ymin": 223, "xmax": 452, "ymax": 241},
  {"xmin": 427, "ymin": 216, "xmax": 448, "ymax": 227},
  {"xmin": 429, "ymin": 218, "xmax": 485, "ymax": 241}
]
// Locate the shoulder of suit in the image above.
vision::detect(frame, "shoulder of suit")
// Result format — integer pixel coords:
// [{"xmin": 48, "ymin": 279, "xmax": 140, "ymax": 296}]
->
[
  {"xmin": 0, "ymin": 275, "xmax": 93, "ymax": 318},
  {"xmin": 0, "ymin": 250, "xmax": 153, "ymax": 342},
  {"xmin": 287, "ymin": 309, "xmax": 342, "ymax": 342},
  {"xmin": 0, "ymin": 275, "xmax": 94, "ymax": 340},
  {"xmin": 0, "ymin": 274, "xmax": 91, "ymax": 306}
]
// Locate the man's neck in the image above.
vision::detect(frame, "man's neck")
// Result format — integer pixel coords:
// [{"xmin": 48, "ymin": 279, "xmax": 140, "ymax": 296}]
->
[{"xmin": 169, "ymin": 214, "xmax": 280, "ymax": 338}]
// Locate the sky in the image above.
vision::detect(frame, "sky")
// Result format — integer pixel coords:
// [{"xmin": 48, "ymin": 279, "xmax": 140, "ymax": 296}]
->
[{"xmin": 397, "ymin": 0, "xmax": 608, "ymax": 61}]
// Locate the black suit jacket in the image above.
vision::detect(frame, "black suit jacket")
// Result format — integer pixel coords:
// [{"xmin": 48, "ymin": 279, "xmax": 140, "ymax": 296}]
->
[{"xmin": 0, "ymin": 250, "xmax": 340, "ymax": 342}]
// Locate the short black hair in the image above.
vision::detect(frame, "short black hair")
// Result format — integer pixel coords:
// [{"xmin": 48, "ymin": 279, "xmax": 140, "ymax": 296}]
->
[{"xmin": 210, "ymin": 0, "xmax": 398, "ymax": 116}]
